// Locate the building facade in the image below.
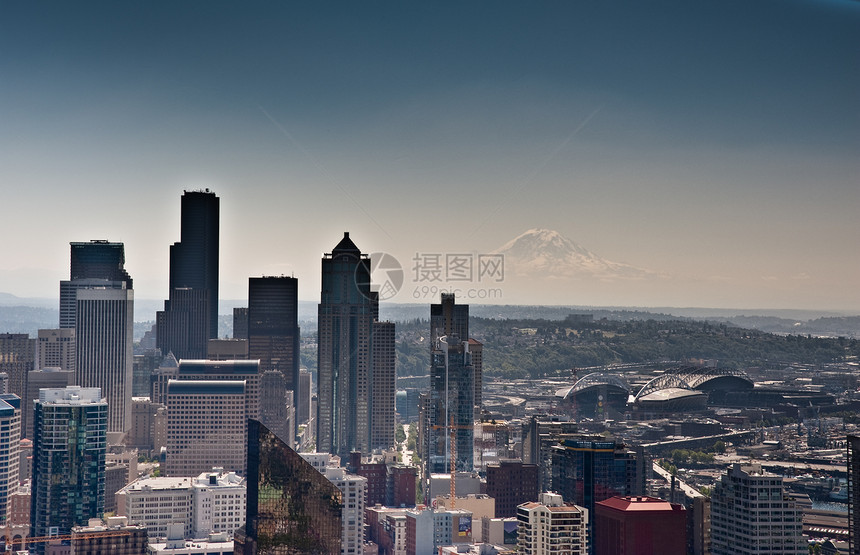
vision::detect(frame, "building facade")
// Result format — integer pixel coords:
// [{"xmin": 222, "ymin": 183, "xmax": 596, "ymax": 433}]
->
[
  {"xmin": 317, "ymin": 232, "xmax": 390, "ymax": 459},
  {"xmin": 75, "ymin": 286, "xmax": 134, "ymax": 435},
  {"xmin": 234, "ymin": 419, "xmax": 343, "ymax": 555},
  {"xmin": 0, "ymin": 395, "xmax": 21, "ymax": 529},
  {"xmin": 594, "ymin": 496, "xmax": 686, "ymax": 555},
  {"xmin": 248, "ymin": 276, "xmax": 300, "ymax": 427},
  {"xmin": 486, "ymin": 459, "xmax": 539, "ymax": 518},
  {"xmin": 157, "ymin": 190, "xmax": 219, "ymax": 360},
  {"xmin": 850, "ymin": 435, "xmax": 860, "ymax": 555},
  {"xmin": 165, "ymin": 380, "xmax": 247, "ymax": 476},
  {"xmin": 31, "ymin": 387, "xmax": 107, "ymax": 552},
  {"xmin": 710, "ymin": 464, "xmax": 805, "ymax": 555},
  {"xmin": 517, "ymin": 492, "xmax": 589, "ymax": 555},
  {"xmin": 36, "ymin": 328, "xmax": 76, "ymax": 373}
]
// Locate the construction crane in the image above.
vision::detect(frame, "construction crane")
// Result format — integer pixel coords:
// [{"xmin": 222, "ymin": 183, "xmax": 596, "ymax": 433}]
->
[{"xmin": 430, "ymin": 416, "xmax": 473, "ymax": 510}]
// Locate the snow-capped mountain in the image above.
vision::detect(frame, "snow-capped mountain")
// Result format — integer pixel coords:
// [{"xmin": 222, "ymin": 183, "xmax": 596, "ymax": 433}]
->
[{"xmin": 494, "ymin": 229, "xmax": 651, "ymax": 280}]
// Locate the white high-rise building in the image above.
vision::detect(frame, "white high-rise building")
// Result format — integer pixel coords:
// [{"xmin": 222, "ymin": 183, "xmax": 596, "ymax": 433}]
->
[
  {"xmin": 0, "ymin": 394, "xmax": 21, "ymax": 528},
  {"xmin": 75, "ymin": 287, "xmax": 133, "ymax": 436},
  {"xmin": 116, "ymin": 468, "xmax": 246, "ymax": 540},
  {"xmin": 711, "ymin": 464, "xmax": 805, "ymax": 555},
  {"xmin": 300, "ymin": 452, "xmax": 367, "ymax": 555},
  {"xmin": 517, "ymin": 492, "xmax": 589, "ymax": 555}
]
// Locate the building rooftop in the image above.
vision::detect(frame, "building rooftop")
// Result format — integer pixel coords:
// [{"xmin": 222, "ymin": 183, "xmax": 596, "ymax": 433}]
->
[{"xmin": 597, "ymin": 496, "xmax": 685, "ymax": 513}]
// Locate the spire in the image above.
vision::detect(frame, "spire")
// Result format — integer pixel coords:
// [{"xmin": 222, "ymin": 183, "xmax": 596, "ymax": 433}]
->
[{"xmin": 332, "ymin": 231, "xmax": 361, "ymax": 254}]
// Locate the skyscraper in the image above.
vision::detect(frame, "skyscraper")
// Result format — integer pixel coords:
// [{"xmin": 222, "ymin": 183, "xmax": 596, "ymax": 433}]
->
[
  {"xmin": 234, "ymin": 419, "xmax": 343, "ymax": 555},
  {"xmin": 430, "ymin": 294, "xmax": 483, "ymax": 411},
  {"xmin": 248, "ymin": 276, "xmax": 300, "ymax": 432},
  {"xmin": 0, "ymin": 394, "xmax": 21, "ymax": 530},
  {"xmin": 75, "ymin": 286, "xmax": 134, "ymax": 435},
  {"xmin": 35, "ymin": 328, "xmax": 76, "ymax": 373},
  {"xmin": 157, "ymin": 190, "xmax": 219, "ymax": 360},
  {"xmin": 316, "ymin": 233, "xmax": 375, "ymax": 459},
  {"xmin": 57, "ymin": 240, "xmax": 134, "ymax": 437},
  {"xmin": 165, "ymin": 380, "xmax": 247, "ymax": 476},
  {"xmin": 60, "ymin": 240, "xmax": 133, "ymax": 329},
  {"xmin": 710, "ymin": 464, "xmax": 804, "ymax": 555},
  {"xmin": 551, "ymin": 437, "xmax": 640, "ymax": 545},
  {"xmin": 423, "ymin": 295, "xmax": 474, "ymax": 479},
  {"xmin": 31, "ymin": 387, "xmax": 107, "ymax": 553},
  {"xmin": 0, "ymin": 333, "xmax": 34, "ymax": 419},
  {"xmin": 371, "ymin": 321, "xmax": 396, "ymax": 452}
]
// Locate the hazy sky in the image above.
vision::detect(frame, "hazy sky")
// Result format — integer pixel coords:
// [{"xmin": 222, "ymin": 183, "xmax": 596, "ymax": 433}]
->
[{"xmin": 2, "ymin": 1, "xmax": 858, "ymax": 311}]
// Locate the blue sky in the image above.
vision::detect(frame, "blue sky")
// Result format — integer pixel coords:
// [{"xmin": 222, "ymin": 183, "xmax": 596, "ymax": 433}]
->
[{"xmin": 1, "ymin": 1, "xmax": 858, "ymax": 310}]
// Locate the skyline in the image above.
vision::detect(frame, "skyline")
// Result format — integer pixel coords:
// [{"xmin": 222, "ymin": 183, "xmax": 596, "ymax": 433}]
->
[{"xmin": 2, "ymin": 1, "xmax": 858, "ymax": 310}]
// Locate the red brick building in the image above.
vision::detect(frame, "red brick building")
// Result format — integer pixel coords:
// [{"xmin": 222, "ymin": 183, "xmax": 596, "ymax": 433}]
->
[{"xmin": 594, "ymin": 496, "xmax": 686, "ymax": 555}]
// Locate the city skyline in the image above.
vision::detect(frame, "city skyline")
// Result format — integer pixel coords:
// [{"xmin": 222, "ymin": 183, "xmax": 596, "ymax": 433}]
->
[{"xmin": 1, "ymin": 1, "xmax": 858, "ymax": 310}]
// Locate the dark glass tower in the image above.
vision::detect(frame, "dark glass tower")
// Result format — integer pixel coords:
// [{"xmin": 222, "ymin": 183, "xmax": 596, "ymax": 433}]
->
[
  {"xmin": 317, "ymin": 233, "xmax": 375, "ymax": 459},
  {"xmin": 248, "ymin": 276, "xmax": 300, "ymax": 435},
  {"xmin": 234, "ymin": 419, "xmax": 343, "ymax": 555},
  {"xmin": 31, "ymin": 387, "xmax": 107, "ymax": 554},
  {"xmin": 157, "ymin": 190, "xmax": 219, "ymax": 359}
]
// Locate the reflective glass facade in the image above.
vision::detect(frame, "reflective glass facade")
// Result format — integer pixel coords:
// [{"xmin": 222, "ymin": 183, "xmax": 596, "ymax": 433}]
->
[{"xmin": 235, "ymin": 419, "xmax": 342, "ymax": 555}]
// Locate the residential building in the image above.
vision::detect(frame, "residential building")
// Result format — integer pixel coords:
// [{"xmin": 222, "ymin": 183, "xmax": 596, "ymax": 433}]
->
[
  {"xmin": 594, "ymin": 496, "xmax": 686, "ymax": 555},
  {"xmin": 710, "ymin": 464, "xmax": 805, "ymax": 555},
  {"xmin": 0, "ymin": 395, "xmax": 21, "ymax": 529},
  {"xmin": 157, "ymin": 190, "xmax": 219, "ymax": 360},
  {"xmin": 517, "ymin": 492, "xmax": 588, "ymax": 555},
  {"xmin": 31, "ymin": 387, "xmax": 107, "ymax": 553}
]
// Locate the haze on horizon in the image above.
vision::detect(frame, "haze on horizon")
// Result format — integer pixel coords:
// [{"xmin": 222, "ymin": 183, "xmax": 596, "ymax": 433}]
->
[{"xmin": 1, "ymin": 1, "xmax": 858, "ymax": 312}]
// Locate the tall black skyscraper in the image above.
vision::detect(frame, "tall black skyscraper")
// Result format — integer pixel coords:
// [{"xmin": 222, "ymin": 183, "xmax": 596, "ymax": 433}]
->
[
  {"xmin": 248, "ymin": 276, "xmax": 300, "ymax": 433},
  {"xmin": 157, "ymin": 190, "xmax": 219, "ymax": 360},
  {"xmin": 317, "ymin": 233, "xmax": 376, "ymax": 459}
]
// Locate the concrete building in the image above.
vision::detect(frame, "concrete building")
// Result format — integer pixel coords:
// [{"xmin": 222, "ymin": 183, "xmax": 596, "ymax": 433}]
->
[
  {"xmin": 404, "ymin": 507, "xmax": 474, "ymax": 555},
  {"xmin": 849, "ymin": 435, "xmax": 860, "ymax": 555},
  {"xmin": 594, "ymin": 496, "xmax": 686, "ymax": 555},
  {"xmin": 117, "ymin": 468, "xmax": 245, "ymax": 540},
  {"xmin": 0, "ymin": 333, "xmax": 35, "ymax": 420},
  {"xmin": 481, "ymin": 516, "xmax": 518, "ymax": 547},
  {"xmin": 75, "ymin": 286, "xmax": 134, "ymax": 436},
  {"xmin": 206, "ymin": 339, "xmax": 248, "ymax": 360},
  {"xmin": 710, "ymin": 464, "xmax": 805, "ymax": 555},
  {"xmin": 486, "ymin": 459, "xmax": 539, "ymax": 518},
  {"xmin": 31, "ymin": 387, "xmax": 107, "ymax": 553},
  {"xmin": 70, "ymin": 517, "xmax": 148, "ymax": 555},
  {"xmin": 0, "ymin": 395, "xmax": 21, "ymax": 529},
  {"xmin": 517, "ymin": 493, "xmax": 588, "ymax": 555},
  {"xmin": 24, "ymin": 367, "xmax": 74, "ymax": 440},
  {"xmin": 36, "ymin": 328, "xmax": 76, "ymax": 373},
  {"xmin": 164, "ymin": 380, "xmax": 247, "ymax": 476},
  {"xmin": 127, "ymin": 397, "xmax": 167, "ymax": 456}
]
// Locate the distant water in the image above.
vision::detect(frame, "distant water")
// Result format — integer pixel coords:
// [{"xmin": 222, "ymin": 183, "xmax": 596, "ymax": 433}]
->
[{"xmin": 811, "ymin": 501, "xmax": 848, "ymax": 513}]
